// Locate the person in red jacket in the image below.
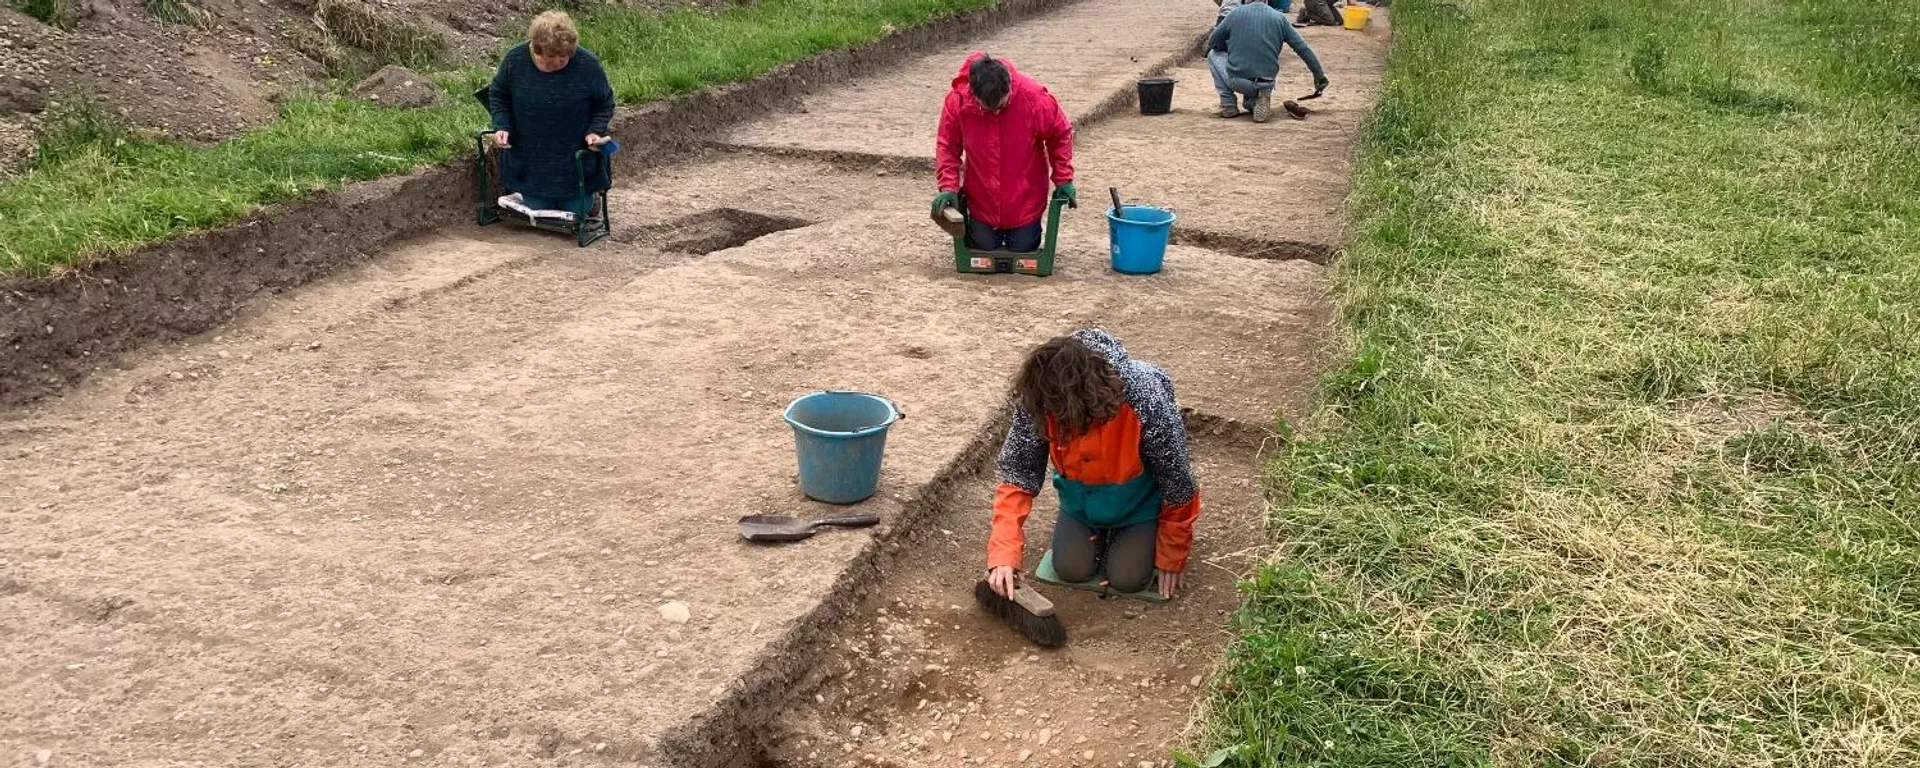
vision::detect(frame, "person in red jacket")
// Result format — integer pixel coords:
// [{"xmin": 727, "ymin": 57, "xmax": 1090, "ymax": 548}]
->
[
  {"xmin": 933, "ymin": 53, "xmax": 1077, "ymax": 253},
  {"xmin": 985, "ymin": 330, "xmax": 1202, "ymax": 602}
]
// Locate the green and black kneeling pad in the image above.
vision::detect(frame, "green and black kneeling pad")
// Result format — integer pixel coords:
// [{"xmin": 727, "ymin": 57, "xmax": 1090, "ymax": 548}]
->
[{"xmin": 1032, "ymin": 548, "xmax": 1169, "ymax": 603}]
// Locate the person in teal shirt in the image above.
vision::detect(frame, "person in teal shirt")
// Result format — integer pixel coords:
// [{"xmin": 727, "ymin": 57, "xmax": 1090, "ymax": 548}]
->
[{"xmin": 1206, "ymin": 0, "xmax": 1329, "ymax": 121}]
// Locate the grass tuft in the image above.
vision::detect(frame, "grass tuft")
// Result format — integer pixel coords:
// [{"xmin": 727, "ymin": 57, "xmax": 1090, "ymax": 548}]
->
[
  {"xmin": 141, "ymin": 0, "xmax": 195, "ymax": 25},
  {"xmin": 10, "ymin": 0, "xmax": 68, "ymax": 27}
]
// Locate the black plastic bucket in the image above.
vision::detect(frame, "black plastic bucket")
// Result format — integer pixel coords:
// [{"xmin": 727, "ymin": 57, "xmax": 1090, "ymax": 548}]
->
[{"xmin": 1137, "ymin": 77, "xmax": 1175, "ymax": 115}]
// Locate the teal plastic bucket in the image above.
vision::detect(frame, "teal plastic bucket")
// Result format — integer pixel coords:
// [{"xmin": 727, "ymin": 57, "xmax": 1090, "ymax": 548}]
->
[
  {"xmin": 1107, "ymin": 205, "xmax": 1176, "ymax": 275},
  {"xmin": 783, "ymin": 391, "xmax": 902, "ymax": 504}
]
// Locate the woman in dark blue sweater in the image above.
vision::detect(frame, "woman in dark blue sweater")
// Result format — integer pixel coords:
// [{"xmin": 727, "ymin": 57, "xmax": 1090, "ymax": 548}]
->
[{"xmin": 487, "ymin": 11, "xmax": 616, "ymax": 212}]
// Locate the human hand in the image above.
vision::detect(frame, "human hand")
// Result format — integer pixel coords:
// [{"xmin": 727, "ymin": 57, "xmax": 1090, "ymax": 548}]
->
[
  {"xmin": 492, "ymin": 130, "xmax": 510, "ymax": 148},
  {"xmin": 1157, "ymin": 571, "xmax": 1181, "ymax": 599},
  {"xmin": 1052, "ymin": 182, "xmax": 1078, "ymax": 209},
  {"xmin": 987, "ymin": 566, "xmax": 1018, "ymax": 599},
  {"xmin": 932, "ymin": 189, "xmax": 960, "ymax": 217},
  {"xmin": 586, "ymin": 133, "xmax": 606, "ymax": 147}
]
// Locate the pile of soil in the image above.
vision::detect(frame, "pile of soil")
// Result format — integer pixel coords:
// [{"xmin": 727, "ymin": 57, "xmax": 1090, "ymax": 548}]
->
[{"xmin": 0, "ymin": 0, "xmax": 721, "ymax": 175}]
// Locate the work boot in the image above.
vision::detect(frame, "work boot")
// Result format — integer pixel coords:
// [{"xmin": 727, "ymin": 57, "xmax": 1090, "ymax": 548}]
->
[
  {"xmin": 1213, "ymin": 100, "xmax": 1243, "ymax": 118},
  {"xmin": 1250, "ymin": 91, "xmax": 1274, "ymax": 123}
]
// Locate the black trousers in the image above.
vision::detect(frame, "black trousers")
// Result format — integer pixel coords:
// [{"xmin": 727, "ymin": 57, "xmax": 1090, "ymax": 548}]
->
[{"xmin": 1049, "ymin": 513, "xmax": 1157, "ymax": 593}]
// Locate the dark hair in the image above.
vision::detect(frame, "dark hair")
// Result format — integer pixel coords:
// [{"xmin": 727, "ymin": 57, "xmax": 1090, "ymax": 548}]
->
[
  {"xmin": 969, "ymin": 55, "xmax": 1011, "ymax": 108},
  {"xmin": 1013, "ymin": 336, "xmax": 1124, "ymax": 437}
]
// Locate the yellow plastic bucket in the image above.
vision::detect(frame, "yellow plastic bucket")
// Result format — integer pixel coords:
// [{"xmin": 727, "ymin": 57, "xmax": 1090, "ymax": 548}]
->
[{"xmin": 1342, "ymin": 3, "xmax": 1371, "ymax": 29}]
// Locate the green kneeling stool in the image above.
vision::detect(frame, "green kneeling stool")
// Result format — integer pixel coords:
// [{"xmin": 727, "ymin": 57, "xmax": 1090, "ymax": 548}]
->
[
  {"xmin": 470, "ymin": 85, "xmax": 612, "ymax": 248},
  {"xmin": 951, "ymin": 195, "xmax": 1070, "ymax": 277},
  {"xmin": 1032, "ymin": 547, "xmax": 1169, "ymax": 603}
]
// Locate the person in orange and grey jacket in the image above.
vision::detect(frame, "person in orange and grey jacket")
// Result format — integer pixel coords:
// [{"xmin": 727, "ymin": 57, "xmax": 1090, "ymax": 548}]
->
[
  {"xmin": 984, "ymin": 330, "xmax": 1202, "ymax": 601},
  {"xmin": 933, "ymin": 53, "xmax": 1077, "ymax": 253}
]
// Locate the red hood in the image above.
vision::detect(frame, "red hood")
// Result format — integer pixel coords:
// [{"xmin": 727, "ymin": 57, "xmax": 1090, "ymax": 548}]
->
[{"xmin": 949, "ymin": 52, "xmax": 1036, "ymax": 116}]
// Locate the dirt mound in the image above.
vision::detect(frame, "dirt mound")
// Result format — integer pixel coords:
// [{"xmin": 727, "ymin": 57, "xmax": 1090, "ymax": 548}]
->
[
  {"xmin": 349, "ymin": 64, "xmax": 445, "ymax": 108},
  {"xmin": 0, "ymin": 0, "xmax": 712, "ymax": 156}
]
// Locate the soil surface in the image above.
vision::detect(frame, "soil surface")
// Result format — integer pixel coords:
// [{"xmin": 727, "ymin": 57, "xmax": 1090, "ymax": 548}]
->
[
  {"xmin": 763, "ymin": 429, "xmax": 1272, "ymax": 768},
  {"xmin": 1, "ymin": 2, "xmax": 1389, "ymax": 766},
  {"xmin": 717, "ymin": 0, "xmax": 1207, "ymax": 161}
]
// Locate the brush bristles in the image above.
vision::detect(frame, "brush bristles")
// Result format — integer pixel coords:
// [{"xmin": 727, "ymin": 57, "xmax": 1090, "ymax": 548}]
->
[{"xmin": 974, "ymin": 580, "xmax": 1068, "ymax": 647}]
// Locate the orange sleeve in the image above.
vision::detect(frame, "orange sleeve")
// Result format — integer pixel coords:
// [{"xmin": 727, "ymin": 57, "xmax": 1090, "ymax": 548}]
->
[
  {"xmin": 1154, "ymin": 491, "xmax": 1201, "ymax": 574},
  {"xmin": 987, "ymin": 482, "xmax": 1036, "ymax": 570}
]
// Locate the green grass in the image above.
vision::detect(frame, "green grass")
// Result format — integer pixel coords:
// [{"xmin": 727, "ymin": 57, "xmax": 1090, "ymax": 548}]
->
[
  {"xmin": 141, "ymin": 0, "xmax": 195, "ymax": 25},
  {"xmin": 9, "ymin": 0, "xmax": 68, "ymax": 27},
  {"xmin": 1198, "ymin": 0, "xmax": 1920, "ymax": 766},
  {"xmin": 0, "ymin": 0, "xmax": 996, "ymax": 275}
]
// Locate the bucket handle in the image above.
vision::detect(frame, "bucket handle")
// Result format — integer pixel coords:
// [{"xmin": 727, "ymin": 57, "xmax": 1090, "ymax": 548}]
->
[{"xmin": 816, "ymin": 390, "xmax": 906, "ymax": 421}]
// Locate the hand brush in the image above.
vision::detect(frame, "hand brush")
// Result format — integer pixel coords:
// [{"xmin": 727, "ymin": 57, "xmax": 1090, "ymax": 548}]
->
[{"xmin": 974, "ymin": 578, "xmax": 1067, "ymax": 647}]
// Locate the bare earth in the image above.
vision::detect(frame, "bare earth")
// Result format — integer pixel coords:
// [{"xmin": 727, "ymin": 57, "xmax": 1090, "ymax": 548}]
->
[{"xmin": 0, "ymin": 2, "xmax": 1391, "ymax": 766}]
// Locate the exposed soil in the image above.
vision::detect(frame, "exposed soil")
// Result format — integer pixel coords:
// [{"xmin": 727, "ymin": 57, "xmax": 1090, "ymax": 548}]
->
[
  {"xmin": 1, "ymin": 2, "xmax": 1387, "ymax": 766},
  {"xmin": 1073, "ymin": 20, "xmax": 1392, "ymax": 251},
  {"xmin": 718, "ymin": 1, "xmax": 1206, "ymax": 161},
  {"xmin": 761, "ymin": 427, "xmax": 1271, "ymax": 768}
]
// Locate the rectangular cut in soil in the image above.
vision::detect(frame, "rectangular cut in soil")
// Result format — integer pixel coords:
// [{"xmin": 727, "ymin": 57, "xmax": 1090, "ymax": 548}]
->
[
  {"xmin": 719, "ymin": 0, "xmax": 1212, "ymax": 161},
  {"xmin": 1072, "ymin": 21, "xmax": 1391, "ymax": 251}
]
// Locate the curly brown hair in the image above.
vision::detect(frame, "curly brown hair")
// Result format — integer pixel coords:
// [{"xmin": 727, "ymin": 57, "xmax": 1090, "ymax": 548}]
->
[{"xmin": 1013, "ymin": 336, "xmax": 1124, "ymax": 437}]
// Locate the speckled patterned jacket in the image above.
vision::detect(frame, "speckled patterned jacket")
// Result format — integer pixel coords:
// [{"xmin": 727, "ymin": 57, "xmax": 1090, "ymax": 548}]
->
[{"xmin": 987, "ymin": 329, "xmax": 1202, "ymax": 574}]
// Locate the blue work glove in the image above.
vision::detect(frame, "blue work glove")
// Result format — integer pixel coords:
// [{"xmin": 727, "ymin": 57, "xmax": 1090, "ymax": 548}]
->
[
  {"xmin": 1052, "ymin": 182, "xmax": 1078, "ymax": 209},
  {"xmin": 931, "ymin": 190, "xmax": 959, "ymax": 217}
]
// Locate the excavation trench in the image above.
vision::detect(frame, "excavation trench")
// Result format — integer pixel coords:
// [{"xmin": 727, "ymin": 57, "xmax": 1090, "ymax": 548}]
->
[{"xmin": 739, "ymin": 416, "xmax": 1274, "ymax": 768}]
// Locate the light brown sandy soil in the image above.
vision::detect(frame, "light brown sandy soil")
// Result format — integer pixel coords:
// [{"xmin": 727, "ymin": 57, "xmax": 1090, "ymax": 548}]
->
[
  {"xmin": 1, "ymin": 2, "xmax": 1387, "ymax": 765},
  {"xmin": 763, "ymin": 430, "xmax": 1272, "ymax": 768},
  {"xmin": 717, "ymin": 0, "xmax": 1212, "ymax": 161},
  {"xmin": 1075, "ymin": 19, "xmax": 1392, "ymax": 252}
]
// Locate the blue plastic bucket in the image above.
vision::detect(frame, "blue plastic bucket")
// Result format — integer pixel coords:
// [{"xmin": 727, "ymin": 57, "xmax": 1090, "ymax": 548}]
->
[
  {"xmin": 1107, "ymin": 205, "xmax": 1176, "ymax": 275},
  {"xmin": 783, "ymin": 391, "xmax": 902, "ymax": 504}
]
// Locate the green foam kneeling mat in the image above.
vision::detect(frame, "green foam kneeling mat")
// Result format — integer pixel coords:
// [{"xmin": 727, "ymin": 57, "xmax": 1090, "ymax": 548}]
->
[{"xmin": 1032, "ymin": 548, "xmax": 1169, "ymax": 603}]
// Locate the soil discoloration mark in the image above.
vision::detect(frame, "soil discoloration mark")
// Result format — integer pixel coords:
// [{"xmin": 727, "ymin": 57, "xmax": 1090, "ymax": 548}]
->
[
  {"xmin": 1171, "ymin": 228, "xmax": 1338, "ymax": 264},
  {"xmin": 633, "ymin": 209, "xmax": 816, "ymax": 255}
]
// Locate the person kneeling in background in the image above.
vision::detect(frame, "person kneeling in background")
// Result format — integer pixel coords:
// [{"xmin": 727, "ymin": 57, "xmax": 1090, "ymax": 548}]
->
[
  {"xmin": 487, "ymin": 11, "xmax": 615, "ymax": 214},
  {"xmin": 932, "ymin": 54, "xmax": 1077, "ymax": 253},
  {"xmin": 1207, "ymin": 0, "xmax": 1330, "ymax": 121}
]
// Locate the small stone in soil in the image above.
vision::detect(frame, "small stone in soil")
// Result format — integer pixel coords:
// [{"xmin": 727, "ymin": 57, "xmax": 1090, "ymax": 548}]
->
[{"xmin": 658, "ymin": 601, "xmax": 691, "ymax": 624}]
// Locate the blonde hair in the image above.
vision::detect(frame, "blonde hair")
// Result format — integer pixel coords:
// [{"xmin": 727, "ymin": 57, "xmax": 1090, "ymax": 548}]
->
[{"xmin": 529, "ymin": 11, "xmax": 579, "ymax": 58}]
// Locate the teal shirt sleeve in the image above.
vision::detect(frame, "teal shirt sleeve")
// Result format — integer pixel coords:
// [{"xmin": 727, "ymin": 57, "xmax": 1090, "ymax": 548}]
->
[{"xmin": 1280, "ymin": 22, "xmax": 1327, "ymax": 82}]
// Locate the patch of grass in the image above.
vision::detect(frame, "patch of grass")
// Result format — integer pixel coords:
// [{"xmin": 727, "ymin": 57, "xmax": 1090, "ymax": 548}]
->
[
  {"xmin": 0, "ymin": 0, "xmax": 999, "ymax": 275},
  {"xmin": 1203, "ymin": 0, "xmax": 1920, "ymax": 765},
  {"xmin": 317, "ymin": 0, "xmax": 448, "ymax": 70},
  {"xmin": 2, "ymin": 97, "xmax": 478, "ymax": 274},
  {"xmin": 10, "ymin": 0, "xmax": 68, "ymax": 27},
  {"xmin": 141, "ymin": 0, "xmax": 195, "ymax": 25}
]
